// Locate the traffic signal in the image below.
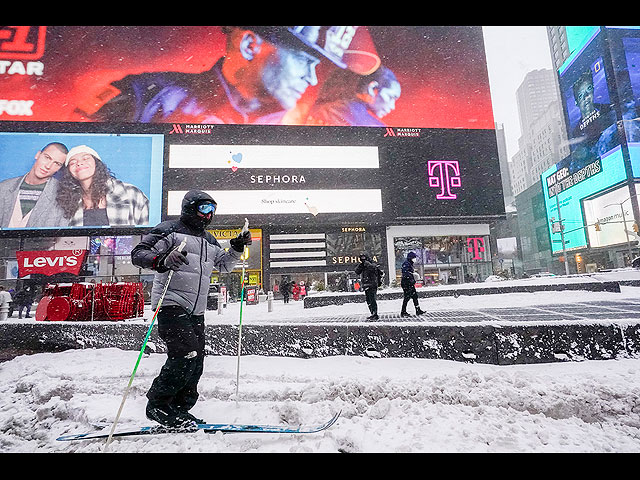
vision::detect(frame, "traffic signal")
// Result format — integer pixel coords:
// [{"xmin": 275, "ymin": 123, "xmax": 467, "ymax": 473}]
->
[
  {"xmin": 633, "ymin": 222, "xmax": 639, "ymax": 233},
  {"xmin": 595, "ymin": 222, "xmax": 601, "ymax": 231}
]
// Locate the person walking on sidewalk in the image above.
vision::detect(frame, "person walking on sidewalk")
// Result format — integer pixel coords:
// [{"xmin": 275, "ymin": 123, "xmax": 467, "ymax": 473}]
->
[
  {"xmin": 355, "ymin": 252, "xmax": 384, "ymax": 320},
  {"xmin": 400, "ymin": 252, "xmax": 426, "ymax": 317},
  {"xmin": 131, "ymin": 190, "xmax": 252, "ymax": 428}
]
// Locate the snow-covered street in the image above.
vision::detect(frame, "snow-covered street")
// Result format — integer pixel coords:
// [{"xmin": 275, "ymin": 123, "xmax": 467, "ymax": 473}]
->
[{"xmin": 1, "ymin": 278, "xmax": 640, "ymax": 453}]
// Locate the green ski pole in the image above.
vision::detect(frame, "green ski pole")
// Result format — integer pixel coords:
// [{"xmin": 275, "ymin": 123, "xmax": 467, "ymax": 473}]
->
[
  {"xmin": 104, "ymin": 239, "xmax": 187, "ymax": 451},
  {"xmin": 235, "ymin": 218, "xmax": 249, "ymax": 402}
]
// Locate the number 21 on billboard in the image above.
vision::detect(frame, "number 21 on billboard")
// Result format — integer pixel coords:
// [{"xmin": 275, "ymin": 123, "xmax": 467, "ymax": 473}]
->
[{"xmin": 0, "ymin": 26, "xmax": 46, "ymax": 59}]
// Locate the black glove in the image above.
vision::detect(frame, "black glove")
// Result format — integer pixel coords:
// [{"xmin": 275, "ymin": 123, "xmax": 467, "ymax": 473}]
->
[
  {"xmin": 230, "ymin": 230, "xmax": 252, "ymax": 252},
  {"xmin": 161, "ymin": 247, "xmax": 189, "ymax": 271}
]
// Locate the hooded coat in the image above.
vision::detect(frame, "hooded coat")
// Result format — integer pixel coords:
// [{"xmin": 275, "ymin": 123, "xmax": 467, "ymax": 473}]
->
[
  {"xmin": 401, "ymin": 252, "xmax": 418, "ymax": 287},
  {"xmin": 131, "ymin": 190, "xmax": 242, "ymax": 315},
  {"xmin": 354, "ymin": 253, "xmax": 384, "ymax": 290}
]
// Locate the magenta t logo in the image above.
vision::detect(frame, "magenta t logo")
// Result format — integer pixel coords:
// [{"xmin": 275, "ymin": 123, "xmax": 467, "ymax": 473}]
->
[
  {"xmin": 427, "ymin": 160, "xmax": 461, "ymax": 199},
  {"xmin": 467, "ymin": 237, "xmax": 485, "ymax": 260}
]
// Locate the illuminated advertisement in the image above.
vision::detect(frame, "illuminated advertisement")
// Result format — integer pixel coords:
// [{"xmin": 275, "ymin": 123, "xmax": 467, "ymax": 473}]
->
[
  {"xmin": 162, "ymin": 124, "xmax": 504, "ymax": 226},
  {"xmin": 542, "ymin": 146, "xmax": 628, "ymax": 253},
  {"xmin": 0, "ymin": 26, "xmax": 494, "ymax": 130},
  {"xmin": 606, "ymin": 27, "xmax": 640, "ymax": 177},
  {"xmin": 583, "ymin": 185, "xmax": 638, "ymax": 248},
  {"xmin": 0, "ymin": 130, "xmax": 163, "ymax": 231},
  {"xmin": 558, "ymin": 28, "xmax": 620, "ymax": 170}
]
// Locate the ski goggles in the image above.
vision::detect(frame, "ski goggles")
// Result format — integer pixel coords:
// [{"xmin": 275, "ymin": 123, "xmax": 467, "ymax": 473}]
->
[{"xmin": 197, "ymin": 202, "xmax": 216, "ymax": 215}]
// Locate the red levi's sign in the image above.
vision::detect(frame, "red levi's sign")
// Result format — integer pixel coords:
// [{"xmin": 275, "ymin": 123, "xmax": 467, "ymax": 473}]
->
[{"xmin": 16, "ymin": 250, "xmax": 87, "ymax": 277}]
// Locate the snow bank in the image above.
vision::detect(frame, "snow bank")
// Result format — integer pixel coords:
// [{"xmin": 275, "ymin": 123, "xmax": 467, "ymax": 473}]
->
[{"xmin": 1, "ymin": 348, "xmax": 639, "ymax": 453}]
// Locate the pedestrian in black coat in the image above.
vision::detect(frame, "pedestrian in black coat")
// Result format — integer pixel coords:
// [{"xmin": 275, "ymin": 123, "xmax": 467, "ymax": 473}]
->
[
  {"xmin": 354, "ymin": 252, "xmax": 384, "ymax": 320},
  {"xmin": 401, "ymin": 252, "xmax": 425, "ymax": 317}
]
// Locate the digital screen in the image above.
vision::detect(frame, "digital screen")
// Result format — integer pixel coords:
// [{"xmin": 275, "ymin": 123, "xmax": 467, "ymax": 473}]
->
[
  {"xmin": 558, "ymin": 29, "xmax": 620, "ymax": 174},
  {"xmin": 606, "ymin": 27, "xmax": 640, "ymax": 176},
  {"xmin": 0, "ymin": 26, "xmax": 494, "ymax": 130},
  {"xmin": 162, "ymin": 124, "xmax": 505, "ymax": 226},
  {"xmin": 541, "ymin": 146, "xmax": 628, "ymax": 253},
  {"xmin": 0, "ymin": 130, "xmax": 163, "ymax": 231}
]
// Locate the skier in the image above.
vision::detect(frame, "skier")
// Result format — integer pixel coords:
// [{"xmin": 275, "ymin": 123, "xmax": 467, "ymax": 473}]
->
[
  {"xmin": 400, "ymin": 252, "xmax": 426, "ymax": 317},
  {"xmin": 355, "ymin": 252, "xmax": 384, "ymax": 320},
  {"xmin": 131, "ymin": 190, "xmax": 252, "ymax": 428}
]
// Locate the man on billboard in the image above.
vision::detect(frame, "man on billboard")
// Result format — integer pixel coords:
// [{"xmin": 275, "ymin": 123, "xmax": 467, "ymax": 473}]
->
[
  {"xmin": 0, "ymin": 142, "xmax": 69, "ymax": 229},
  {"xmin": 89, "ymin": 26, "xmax": 358, "ymax": 125},
  {"xmin": 570, "ymin": 69, "xmax": 618, "ymax": 167},
  {"xmin": 306, "ymin": 66, "xmax": 401, "ymax": 126}
]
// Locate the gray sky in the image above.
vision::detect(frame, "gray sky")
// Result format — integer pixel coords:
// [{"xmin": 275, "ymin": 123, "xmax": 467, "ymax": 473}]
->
[{"xmin": 483, "ymin": 26, "xmax": 554, "ymax": 160}]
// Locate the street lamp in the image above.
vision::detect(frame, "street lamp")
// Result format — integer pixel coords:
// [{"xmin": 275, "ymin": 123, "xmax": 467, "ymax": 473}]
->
[{"xmin": 553, "ymin": 193, "xmax": 571, "ymax": 276}]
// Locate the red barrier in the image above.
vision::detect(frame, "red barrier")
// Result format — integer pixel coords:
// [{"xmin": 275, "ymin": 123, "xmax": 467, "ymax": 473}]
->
[{"xmin": 35, "ymin": 282, "xmax": 144, "ymax": 322}]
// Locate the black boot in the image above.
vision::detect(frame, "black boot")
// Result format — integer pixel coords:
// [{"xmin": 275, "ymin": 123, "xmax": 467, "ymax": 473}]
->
[
  {"xmin": 416, "ymin": 308, "xmax": 426, "ymax": 315},
  {"xmin": 175, "ymin": 410, "xmax": 205, "ymax": 425},
  {"xmin": 146, "ymin": 404, "xmax": 197, "ymax": 428},
  {"xmin": 400, "ymin": 311, "xmax": 411, "ymax": 317}
]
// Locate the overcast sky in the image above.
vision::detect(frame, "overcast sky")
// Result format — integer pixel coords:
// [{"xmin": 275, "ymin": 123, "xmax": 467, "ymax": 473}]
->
[{"xmin": 483, "ymin": 26, "xmax": 554, "ymax": 160}]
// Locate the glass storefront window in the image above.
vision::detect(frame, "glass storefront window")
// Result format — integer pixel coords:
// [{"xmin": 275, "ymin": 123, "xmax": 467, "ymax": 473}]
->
[{"xmin": 393, "ymin": 235, "xmax": 492, "ymax": 285}]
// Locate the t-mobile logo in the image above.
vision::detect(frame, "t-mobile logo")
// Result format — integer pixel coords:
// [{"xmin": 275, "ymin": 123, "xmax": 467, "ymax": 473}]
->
[
  {"xmin": 427, "ymin": 160, "xmax": 461, "ymax": 199},
  {"xmin": 466, "ymin": 237, "xmax": 485, "ymax": 260}
]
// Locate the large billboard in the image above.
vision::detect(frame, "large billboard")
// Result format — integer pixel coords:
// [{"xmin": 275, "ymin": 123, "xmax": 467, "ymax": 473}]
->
[
  {"xmin": 607, "ymin": 26, "xmax": 640, "ymax": 176},
  {"xmin": 558, "ymin": 27, "xmax": 620, "ymax": 171},
  {"xmin": 0, "ymin": 26, "xmax": 494, "ymax": 130},
  {"xmin": 542, "ymin": 146, "xmax": 628, "ymax": 253},
  {"xmin": 162, "ymin": 124, "xmax": 504, "ymax": 227},
  {"xmin": 0, "ymin": 129, "xmax": 163, "ymax": 232},
  {"xmin": 0, "ymin": 26, "xmax": 502, "ymax": 235}
]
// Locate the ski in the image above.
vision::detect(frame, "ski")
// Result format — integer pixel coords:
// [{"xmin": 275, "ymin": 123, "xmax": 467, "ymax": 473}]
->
[{"xmin": 56, "ymin": 410, "xmax": 341, "ymax": 442}]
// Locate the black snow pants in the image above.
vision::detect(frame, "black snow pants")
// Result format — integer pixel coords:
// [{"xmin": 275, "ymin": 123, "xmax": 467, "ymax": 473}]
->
[
  {"xmin": 401, "ymin": 282, "xmax": 419, "ymax": 313},
  {"xmin": 146, "ymin": 305, "xmax": 205, "ymax": 413},
  {"xmin": 364, "ymin": 287, "xmax": 378, "ymax": 315}
]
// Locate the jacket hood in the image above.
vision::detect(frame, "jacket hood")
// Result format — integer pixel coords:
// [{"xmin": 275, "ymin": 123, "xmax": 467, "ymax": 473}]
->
[
  {"xmin": 407, "ymin": 252, "xmax": 418, "ymax": 260},
  {"xmin": 181, "ymin": 190, "xmax": 217, "ymax": 230}
]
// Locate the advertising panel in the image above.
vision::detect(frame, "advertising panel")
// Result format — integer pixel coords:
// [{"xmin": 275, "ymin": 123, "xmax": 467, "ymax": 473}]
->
[
  {"xmin": 0, "ymin": 26, "xmax": 494, "ymax": 130},
  {"xmin": 0, "ymin": 130, "xmax": 163, "ymax": 232},
  {"xmin": 558, "ymin": 28, "xmax": 620, "ymax": 171},
  {"xmin": 583, "ymin": 185, "xmax": 637, "ymax": 248},
  {"xmin": 607, "ymin": 27, "xmax": 640, "ymax": 176},
  {"xmin": 542, "ymin": 146, "xmax": 628, "ymax": 253},
  {"xmin": 162, "ymin": 124, "xmax": 504, "ymax": 226}
]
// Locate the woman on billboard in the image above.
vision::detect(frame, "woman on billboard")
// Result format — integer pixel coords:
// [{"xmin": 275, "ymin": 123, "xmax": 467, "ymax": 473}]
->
[{"xmin": 56, "ymin": 145, "xmax": 149, "ymax": 226}]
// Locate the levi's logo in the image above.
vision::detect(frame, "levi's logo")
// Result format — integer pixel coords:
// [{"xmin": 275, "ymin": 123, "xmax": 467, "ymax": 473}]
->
[
  {"xmin": 0, "ymin": 26, "xmax": 47, "ymax": 60},
  {"xmin": 22, "ymin": 255, "xmax": 79, "ymax": 268},
  {"xmin": 16, "ymin": 249, "xmax": 86, "ymax": 277}
]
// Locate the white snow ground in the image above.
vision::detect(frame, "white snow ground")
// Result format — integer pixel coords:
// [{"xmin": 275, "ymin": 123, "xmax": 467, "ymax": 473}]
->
[{"xmin": 1, "ymin": 271, "xmax": 640, "ymax": 453}]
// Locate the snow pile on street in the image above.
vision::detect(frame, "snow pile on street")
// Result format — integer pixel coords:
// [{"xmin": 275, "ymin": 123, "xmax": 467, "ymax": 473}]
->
[
  {"xmin": 1, "ymin": 281, "xmax": 640, "ymax": 453},
  {"xmin": 1, "ymin": 347, "xmax": 640, "ymax": 452}
]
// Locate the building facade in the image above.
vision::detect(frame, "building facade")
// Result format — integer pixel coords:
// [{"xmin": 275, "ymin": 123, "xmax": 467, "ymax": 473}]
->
[{"xmin": 0, "ymin": 26, "xmax": 504, "ymax": 300}]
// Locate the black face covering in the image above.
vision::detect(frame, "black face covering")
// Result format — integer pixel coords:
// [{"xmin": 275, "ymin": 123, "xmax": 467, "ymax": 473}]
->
[{"xmin": 180, "ymin": 190, "xmax": 217, "ymax": 231}]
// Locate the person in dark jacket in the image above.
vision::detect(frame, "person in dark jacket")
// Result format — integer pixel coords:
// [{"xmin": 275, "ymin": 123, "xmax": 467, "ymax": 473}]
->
[
  {"xmin": 355, "ymin": 252, "xmax": 384, "ymax": 320},
  {"xmin": 401, "ymin": 252, "xmax": 425, "ymax": 317},
  {"xmin": 131, "ymin": 190, "xmax": 252, "ymax": 428},
  {"xmin": 281, "ymin": 277, "xmax": 291, "ymax": 303}
]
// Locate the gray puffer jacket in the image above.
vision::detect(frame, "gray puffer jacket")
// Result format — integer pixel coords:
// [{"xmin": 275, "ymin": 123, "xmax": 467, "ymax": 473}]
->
[{"xmin": 131, "ymin": 192, "xmax": 242, "ymax": 316}]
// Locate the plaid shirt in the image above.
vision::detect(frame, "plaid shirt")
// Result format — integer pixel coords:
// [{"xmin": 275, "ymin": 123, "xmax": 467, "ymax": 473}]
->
[{"xmin": 69, "ymin": 177, "xmax": 149, "ymax": 226}]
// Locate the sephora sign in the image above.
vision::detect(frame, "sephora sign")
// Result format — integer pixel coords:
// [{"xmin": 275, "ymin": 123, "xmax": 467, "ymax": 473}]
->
[{"xmin": 16, "ymin": 250, "xmax": 87, "ymax": 277}]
